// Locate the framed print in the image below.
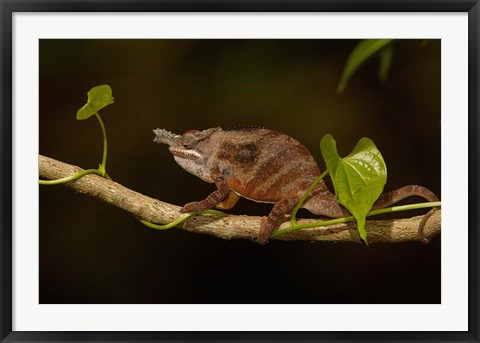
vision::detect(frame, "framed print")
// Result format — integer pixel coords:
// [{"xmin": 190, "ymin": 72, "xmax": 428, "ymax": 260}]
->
[{"xmin": 1, "ymin": 1, "xmax": 479, "ymax": 342}]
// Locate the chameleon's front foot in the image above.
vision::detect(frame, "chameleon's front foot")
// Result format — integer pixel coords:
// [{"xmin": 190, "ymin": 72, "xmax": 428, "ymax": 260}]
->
[{"xmin": 180, "ymin": 201, "xmax": 209, "ymax": 213}]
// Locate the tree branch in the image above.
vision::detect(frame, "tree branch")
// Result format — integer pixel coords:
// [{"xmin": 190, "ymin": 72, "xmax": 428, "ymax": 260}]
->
[{"xmin": 39, "ymin": 155, "xmax": 441, "ymax": 243}]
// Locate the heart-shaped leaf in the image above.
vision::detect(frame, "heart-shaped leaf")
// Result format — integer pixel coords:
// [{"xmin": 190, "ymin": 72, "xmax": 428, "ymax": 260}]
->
[
  {"xmin": 76, "ymin": 84, "xmax": 114, "ymax": 120},
  {"xmin": 319, "ymin": 134, "xmax": 342, "ymax": 195},
  {"xmin": 320, "ymin": 134, "xmax": 387, "ymax": 244}
]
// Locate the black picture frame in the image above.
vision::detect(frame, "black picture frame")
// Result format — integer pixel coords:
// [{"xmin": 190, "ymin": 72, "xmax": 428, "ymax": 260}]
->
[{"xmin": 1, "ymin": 1, "xmax": 479, "ymax": 342}]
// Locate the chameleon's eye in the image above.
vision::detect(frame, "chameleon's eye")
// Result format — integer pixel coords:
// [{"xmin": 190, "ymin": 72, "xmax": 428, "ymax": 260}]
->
[{"xmin": 182, "ymin": 133, "xmax": 198, "ymax": 149}]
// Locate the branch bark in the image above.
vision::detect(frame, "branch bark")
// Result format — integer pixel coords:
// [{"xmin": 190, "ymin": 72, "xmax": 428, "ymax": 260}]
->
[{"xmin": 39, "ymin": 155, "xmax": 441, "ymax": 244}]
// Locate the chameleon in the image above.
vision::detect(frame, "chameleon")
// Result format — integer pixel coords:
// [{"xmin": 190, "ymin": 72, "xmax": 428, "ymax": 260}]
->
[{"xmin": 153, "ymin": 127, "xmax": 439, "ymax": 244}]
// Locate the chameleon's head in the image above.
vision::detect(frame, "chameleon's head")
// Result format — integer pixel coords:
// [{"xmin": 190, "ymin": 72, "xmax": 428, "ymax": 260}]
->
[{"xmin": 153, "ymin": 127, "xmax": 221, "ymax": 182}]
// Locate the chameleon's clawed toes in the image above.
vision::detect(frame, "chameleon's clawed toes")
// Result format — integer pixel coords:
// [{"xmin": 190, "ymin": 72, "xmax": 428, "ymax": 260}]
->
[
  {"xmin": 420, "ymin": 237, "xmax": 430, "ymax": 245},
  {"xmin": 257, "ymin": 217, "xmax": 272, "ymax": 245},
  {"xmin": 257, "ymin": 235, "xmax": 270, "ymax": 245},
  {"xmin": 180, "ymin": 202, "xmax": 203, "ymax": 213}
]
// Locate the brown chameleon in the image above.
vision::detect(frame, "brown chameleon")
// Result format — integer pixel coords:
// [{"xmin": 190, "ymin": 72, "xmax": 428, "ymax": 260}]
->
[{"xmin": 153, "ymin": 127, "xmax": 439, "ymax": 244}]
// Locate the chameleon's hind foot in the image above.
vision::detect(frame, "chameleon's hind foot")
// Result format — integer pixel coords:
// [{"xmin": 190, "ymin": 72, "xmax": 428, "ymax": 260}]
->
[{"xmin": 258, "ymin": 217, "xmax": 273, "ymax": 245}]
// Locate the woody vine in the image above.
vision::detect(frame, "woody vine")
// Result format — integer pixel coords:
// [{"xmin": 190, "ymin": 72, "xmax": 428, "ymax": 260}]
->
[{"xmin": 39, "ymin": 83, "xmax": 440, "ymax": 244}]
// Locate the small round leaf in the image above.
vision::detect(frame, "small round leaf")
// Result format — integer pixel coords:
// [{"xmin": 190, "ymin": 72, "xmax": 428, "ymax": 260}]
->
[{"xmin": 76, "ymin": 84, "xmax": 114, "ymax": 120}]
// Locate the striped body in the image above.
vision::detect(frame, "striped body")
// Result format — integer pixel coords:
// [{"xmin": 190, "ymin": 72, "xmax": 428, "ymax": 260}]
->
[{"xmin": 198, "ymin": 128, "xmax": 322, "ymax": 203}]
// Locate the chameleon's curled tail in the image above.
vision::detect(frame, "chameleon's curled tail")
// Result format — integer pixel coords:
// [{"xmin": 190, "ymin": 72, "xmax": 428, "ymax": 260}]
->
[
  {"xmin": 304, "ymin": 185, "xmax": 440, "ymax": 244},
  {"xmin": 372, "ymin": 185, "xmax": 440, "ymax": 244}
]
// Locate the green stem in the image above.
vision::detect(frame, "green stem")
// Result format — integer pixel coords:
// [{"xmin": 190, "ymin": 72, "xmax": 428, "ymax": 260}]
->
[
  {"xmin": 272, "ymin": 201, "xmax": 441, "ymax": 238},
  {"xmin": 39, "ymin": 112, "xmax": 109, "ymax": 185},
  {"xmin": 138, "ymin": 209, "xmax": 226, "ymax": 231},
  {"xmin": 39, "ymin": 168, "xmax": 103, "ymax": 185},
  {"xmin": 291, "ymin": 170, "xmax": 329, "ymax": 225},
  {"xmin": 94, "ymin": 112, "xmax": 108, "ymax": 176},
  {"xmin": 139, "ymin": 214, "xmax": 193, "ymax": 230},
  {"xmin": 367, "ymin": 201, "xmax": 441, "ymax": 216}
]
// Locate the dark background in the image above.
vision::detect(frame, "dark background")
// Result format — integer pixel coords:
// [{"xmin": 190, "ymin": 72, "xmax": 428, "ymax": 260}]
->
[{"xmin": 39, "ymin": 39, "xmax": 440, "ymax": 304}]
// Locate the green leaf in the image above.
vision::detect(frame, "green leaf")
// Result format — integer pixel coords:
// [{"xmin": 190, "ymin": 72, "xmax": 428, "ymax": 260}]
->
[
  {"xmin": 379, "ymin": 44, "xmax": 394, "ymax": 84},
  {"xmin": 337, "ymin": 39, "xmax": 393, "ymax": 93},
  {"xmin": 319, "ymin": 134, "xmax": 342, "ymax": 195},
  {"xmin": 320, "ymin": 135, "xmax": 387, "ymax": 244},
  {"xmin": 76, "ymin": 84, "xmax": 114, "ymax": 120}
]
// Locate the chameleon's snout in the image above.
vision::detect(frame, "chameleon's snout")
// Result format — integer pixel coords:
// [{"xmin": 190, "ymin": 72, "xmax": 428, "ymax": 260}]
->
[
  {"xmin": 170, "ymin": 146, "xmax": 202, "ymax": 159},
  {"xmin": 153, "ymin": 128, "xmax": 180, "ymax": 146}
]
